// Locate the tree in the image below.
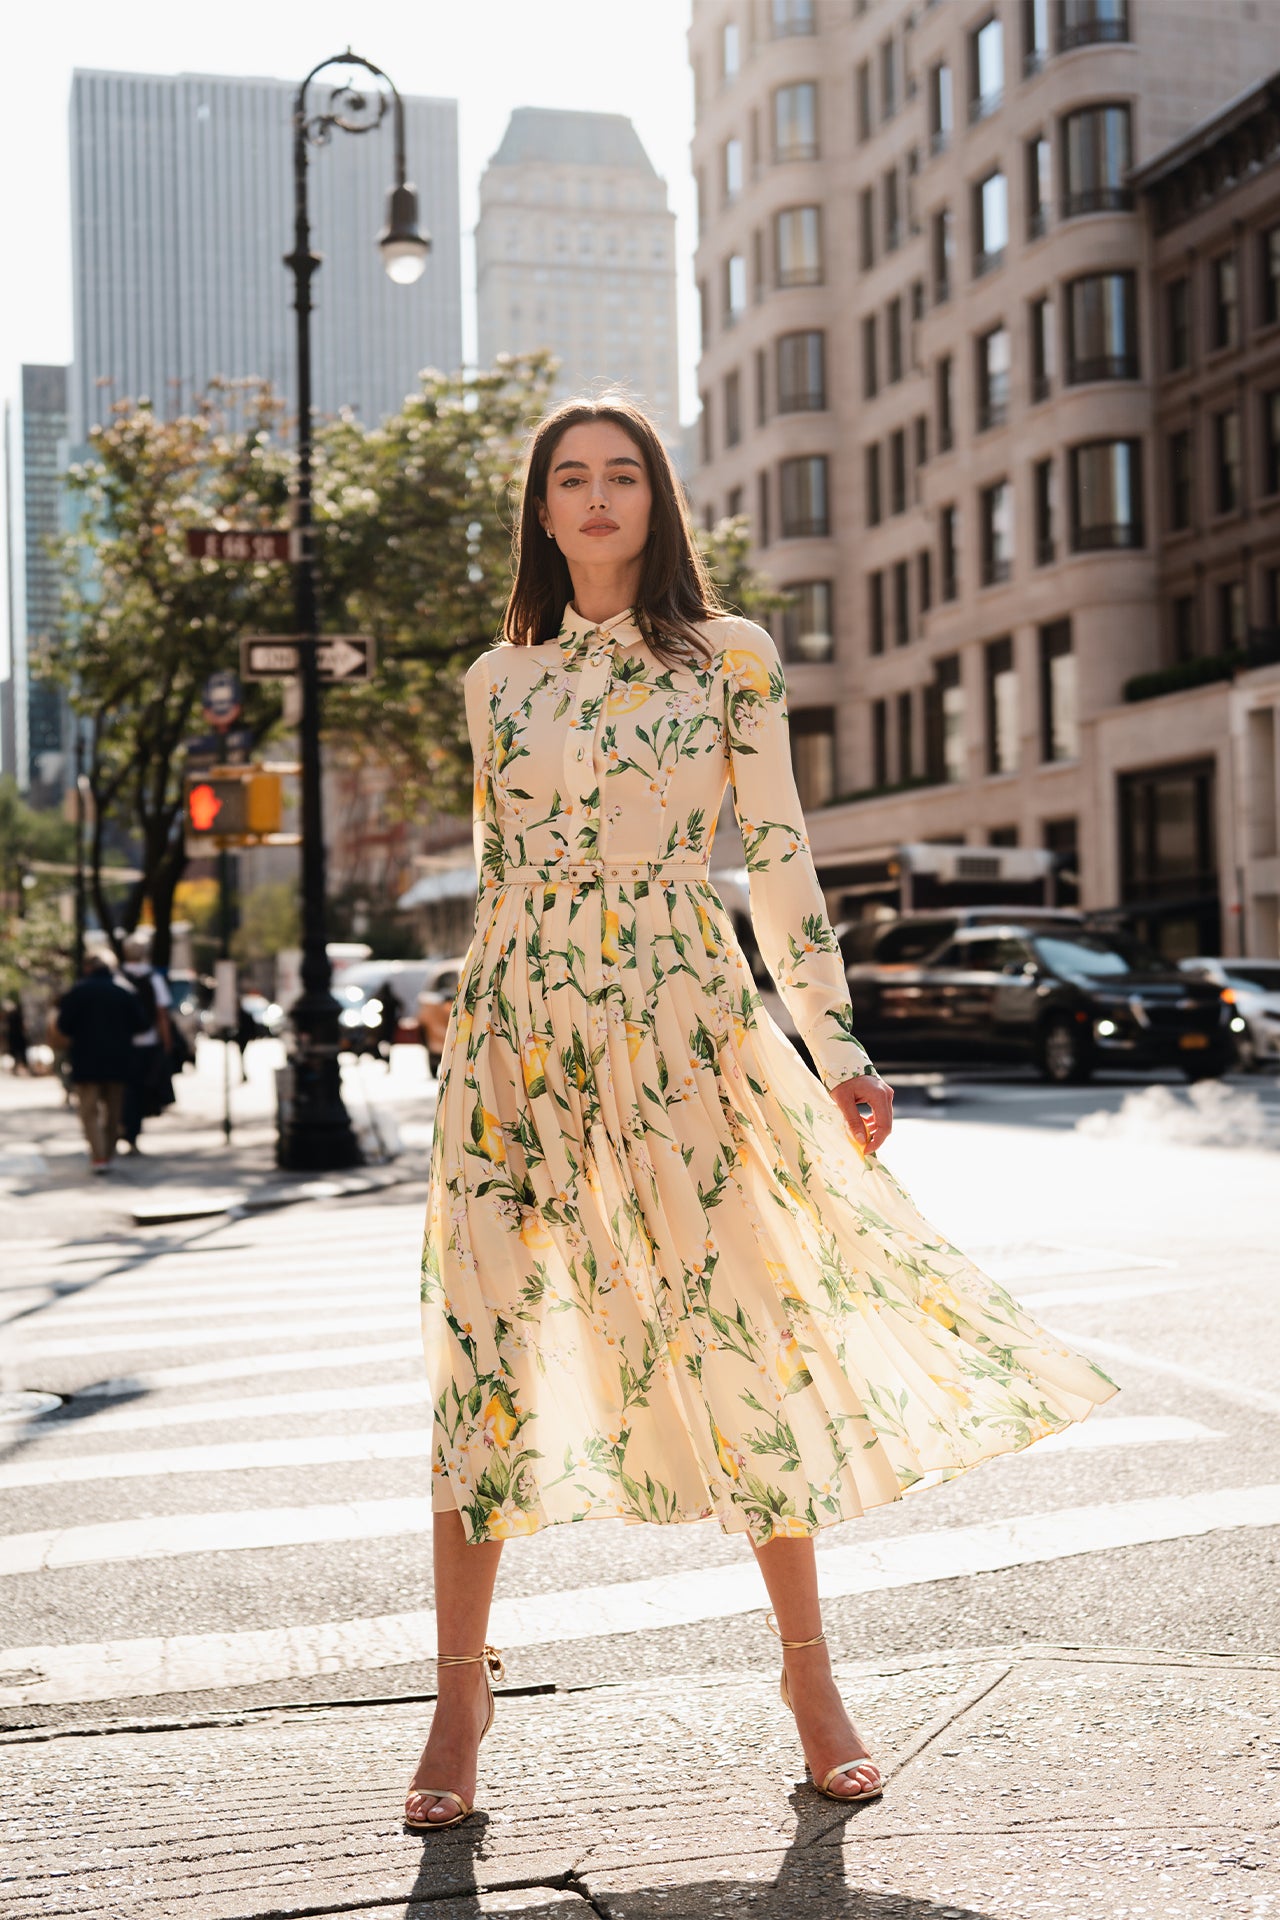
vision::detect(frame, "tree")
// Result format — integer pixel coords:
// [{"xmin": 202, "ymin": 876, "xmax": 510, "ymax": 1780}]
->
[
  {"xmin": 47, "ymin": 382, "xmax": 294, "ymax": 969},
  {"xmin": 0, "ymin": 776, "xmax": 76, "ymax": 912},
  {"xmin": 696, "ymin": 515, "xmax": 790, "ymax": 630},
  {"xmin": 232, "ymin": 880, "xmax": 300, "ymax": 966}
]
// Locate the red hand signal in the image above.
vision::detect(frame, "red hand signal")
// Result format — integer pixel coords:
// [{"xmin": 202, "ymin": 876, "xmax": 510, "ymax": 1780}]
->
[{"xmin": 188, "ymin": 783, "xmax": 223, "ymax": 832}]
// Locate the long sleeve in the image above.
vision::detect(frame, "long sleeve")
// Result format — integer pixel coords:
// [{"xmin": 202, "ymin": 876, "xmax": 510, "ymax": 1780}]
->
[
  {"xmin": 464, "ymin": 651, "xmax": 501, "ymax": 896},
  {"xmin": 720, "ymin": 619, "xmax": 874, "ymax": 1089}
]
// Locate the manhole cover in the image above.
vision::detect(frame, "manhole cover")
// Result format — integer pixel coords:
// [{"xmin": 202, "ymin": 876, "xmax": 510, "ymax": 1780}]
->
[{"xmin": 0, "ymin": 1390, "xmax": 63, "ymax": 1422}]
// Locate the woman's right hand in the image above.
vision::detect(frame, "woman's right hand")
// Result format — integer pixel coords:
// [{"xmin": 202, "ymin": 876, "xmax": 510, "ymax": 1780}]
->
[{"xmin": 830, "ymin": 1072, "xmax": 894, "ymax": 1156}]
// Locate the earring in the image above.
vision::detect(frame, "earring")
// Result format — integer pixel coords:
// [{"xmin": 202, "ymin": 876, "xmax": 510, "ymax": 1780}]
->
[{"xmin": 546, "ymin": 528, "xmax": 555, "ymax": 541}]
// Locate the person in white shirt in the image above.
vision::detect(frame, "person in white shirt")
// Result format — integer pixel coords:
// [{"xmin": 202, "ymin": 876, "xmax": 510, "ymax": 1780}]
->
[{"xmin": 121, "ymin": 935, "xmax": 174, "ymax": 1152}]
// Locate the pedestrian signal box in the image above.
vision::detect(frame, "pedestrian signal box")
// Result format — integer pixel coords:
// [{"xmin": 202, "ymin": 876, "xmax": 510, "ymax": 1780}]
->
[{"xmin": 184, "ymin": 769, "xmax": 283, "ymax": 847}]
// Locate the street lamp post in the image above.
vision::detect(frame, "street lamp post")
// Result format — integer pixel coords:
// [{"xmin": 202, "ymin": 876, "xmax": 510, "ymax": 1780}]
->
[{"xmin": 278, "ymin": 50, "xmax": 429, "ymax": 1171}]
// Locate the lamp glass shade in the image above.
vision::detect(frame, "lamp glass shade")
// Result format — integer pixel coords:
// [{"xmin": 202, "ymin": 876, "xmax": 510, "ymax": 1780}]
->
[{"xmin": 379, "ymin": 182, "xmax": 430, "ymax": 285}]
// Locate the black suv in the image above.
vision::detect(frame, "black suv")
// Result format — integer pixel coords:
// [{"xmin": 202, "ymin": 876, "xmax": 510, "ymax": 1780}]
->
[{"xmin": 845, "ymin": 916, "xmax": 1233, "ymax": 1083}]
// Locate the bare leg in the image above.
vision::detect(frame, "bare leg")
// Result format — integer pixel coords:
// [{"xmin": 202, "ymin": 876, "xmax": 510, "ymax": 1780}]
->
[
  {"xmin": 751, "ymin": 1534, "xmax": 881, "ymax": 1798},
  {"xmin": 406, "ymin": 1510, "xmax": 504, "ymax": 1824}
]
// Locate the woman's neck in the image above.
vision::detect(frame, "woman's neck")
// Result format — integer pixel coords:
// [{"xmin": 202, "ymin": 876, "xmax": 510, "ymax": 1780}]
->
[{"xmin": 567, "ymin": 565, "xmax": 642, "ymax": 627}]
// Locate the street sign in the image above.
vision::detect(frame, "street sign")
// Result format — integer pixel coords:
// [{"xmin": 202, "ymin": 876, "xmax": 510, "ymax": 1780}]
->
[
  {"xmin": 201, "ymin": 670, "xmax": 243, "ymax": 732},
  {"xmin": 240, "ymin": 634, "xmax": 376, "ymax": 684},
  {"xmin": 187, "ymin": 529, "xmax": 297, "ymax": 562}
]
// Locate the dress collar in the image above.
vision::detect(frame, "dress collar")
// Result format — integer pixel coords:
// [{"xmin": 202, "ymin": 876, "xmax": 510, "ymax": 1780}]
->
[{"xmin": 557, "ymin": 602, "xmax": 640, "ymax": 648}]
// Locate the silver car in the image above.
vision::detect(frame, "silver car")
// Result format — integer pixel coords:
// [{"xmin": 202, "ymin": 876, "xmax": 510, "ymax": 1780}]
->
[{"xmin": 1179, "ymin": 957, "xmax": 1280, "ymax": 1069}]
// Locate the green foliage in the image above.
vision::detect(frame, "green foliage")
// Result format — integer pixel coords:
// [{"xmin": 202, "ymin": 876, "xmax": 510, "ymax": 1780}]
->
[
  {"xmin": 0, "ymin": 897, "xmax": 76, "ymax": 1002},
  {"xmin": 696, "ymin": 517, "xmax": 789, "ymax": 628},
  {"xmin": 0, "ymin": 778, "xmax": 76, "ymax": 872},
  {"xmin": 231, "ymin": 880, "xmax": 300, "ymax": 965}
]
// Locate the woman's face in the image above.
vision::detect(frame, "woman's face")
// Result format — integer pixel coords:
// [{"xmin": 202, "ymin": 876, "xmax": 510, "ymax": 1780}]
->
[{"xmin": 536, "ymin": 420, "xmax": 653, "ymax": 573}]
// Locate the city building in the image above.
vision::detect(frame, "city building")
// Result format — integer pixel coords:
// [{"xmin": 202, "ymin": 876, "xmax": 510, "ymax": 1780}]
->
[
  {"xmin": 689, "ymin": 0, "xmax": 1280, "ymax": 956},
  {"xmin": 1, "ymin": 367, "xmax": 71, "ymax": 799},
  {"xmin": 476, "ymin": 107, "xmax": 680, "ymax": 449},
  {"xmin": 68, "ymin": 68, "xmax": 462, "ymax": 444}
]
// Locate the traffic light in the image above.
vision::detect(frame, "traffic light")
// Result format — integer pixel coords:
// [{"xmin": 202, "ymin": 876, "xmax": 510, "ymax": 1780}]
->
[{"xmin": 184, "ymin": 770, "xmax": 282, "ymax": 844}]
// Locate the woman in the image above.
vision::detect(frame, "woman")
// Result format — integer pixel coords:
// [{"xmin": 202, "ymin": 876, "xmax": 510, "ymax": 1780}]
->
[{"xmin": 406, "ymin": 398, "xmax": 1118, "ymax": 1829}]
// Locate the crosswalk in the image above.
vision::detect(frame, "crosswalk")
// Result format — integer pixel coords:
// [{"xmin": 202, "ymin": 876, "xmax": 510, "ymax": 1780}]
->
[{"xmin": 0, "ymin": 1206, "xmax": 1266, "ymax": 1714}]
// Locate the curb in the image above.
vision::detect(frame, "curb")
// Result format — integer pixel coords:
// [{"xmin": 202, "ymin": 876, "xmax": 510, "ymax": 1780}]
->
[{"xmin": 129, "ymin": 1162, "xmax": 419, "ymax": 1228}]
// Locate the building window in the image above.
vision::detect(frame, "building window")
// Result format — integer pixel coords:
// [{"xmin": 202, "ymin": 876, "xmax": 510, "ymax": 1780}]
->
[
  {"xmin": 724, "ymin": 369, "xmax": 742, "ymax": 449},
  {"xmin": 1030, "ymin": 296, "xmax": 1054, "ymax": 401},
  {"xmin": 1263, "ymin": 389, "xmax": 1280, "ymax": 497},
  {"xmin": 976, "ymin": 325, "xmax": 1011, "ymax": 431},
  {"xmin": 727, "ymin": 485, "xmax": 745, "ymax": 519},
  {"xmin": 755, "ymin": 347, "xmax": 768, "ymax": 426},
  {"xmin": 1167, "ymin": 277, "xmax": 1190, "ymax": 371},
  {"xmin": 723, "ymin": 138, "xmax": 744, "ymax": 205},
  {"xmin": 757, "ymin": 469, "xmax": 771, "ymax": 547},
  {"xmin": 969, "ymin": 15, "xmax": 1004, "ymax": 123},
  {"xmin": 791, "ymin": 708, "xmax": 837, "ymax": 809},
  {"xmin": 724, "ymin": 252, "xmax": 747, "ymax": 326},
  {"xmin": 1066, "ymin": 270, "xmax": 1138, "ymax": 382},
  {"xmin": 985, "ymin": 637, "xmax": 1018, "ymax": 774},
  {"xmin": 974, "ymin": 170, "xmax": 1008, "ymax": 276},
  {"xmin": 981, "ymin": 480, "xmax": 1014, "ymax": 586},
  {"xmin": 776, "ymin": 330, "xmax": 826, "ymax": 411},
  {"xmin": 774, "ymin": 82, "xmax": 819, "ymax": 162},
  {"xmin": 926, "ymin": 654, "xmax": 966, "ymax": 783},
  {"xmin": 699, "ymin": 280, "xmax": 710, "ymax": 348},
  {"xmin": 893, "ymin": 558, "xmax": 911, "ymax": 646},
  {"xmin": 883, "ymin": 167, "xmax": 902, "ymax": 252},
  {"xmin": 937, "ymin": 355, "xmax": 954, "ymax": 451},
  {"xmin": 1044, "ymin": 816, "xmax": 1080, "ymax": 905},
  {"xmin": 873, "ymin": 698, "xmax": 890, "ymax": 788},
  {"xmin": 780, "ymin": 580, "xmax": 834, "ymax": 662},
  {"xmin": 940, "ymin": 504, "xmax": 960, "ymax": 600},
  {"xmin": 1119, "ymin": 761, "xmax": 1220, "ymax": 949},
  {"xmin": 856, "ymin": 61, "xmax": 873, "ymax": 142},
  {"xmin": 880, "ymin": 35, "xmax": 900, "ymax": 119},
  {"xmin": 774, "ymin": 206, "xmax": 823, "ymax": 287},
  {"xmin": 862, "ymin": 315, "xmax": 879, "ymax": 400},
  {"xmin": 865, "ymin": 443, "xmax": 883, "ymax": 527},
  {"xmin": 1033, "ymin": 456, "xmax": 1057, "ymax": 564},
  {"xmin": 780, "ymin": 455, "xmax": 830, "ymax": 538},
  {"xmin": 1169, "ymin": 428, "xmax": 1193, "ymax": 531},
  {"xmin": 1059, "ymin": 0, "xmax": 1130, "ymax": 51},
  {"xmin": 1069, "ymin": 439, "xmax": 1144, "ymax": 550},
  {"xmin": 773, "ymin": 0, "xmax": 816, "ymax": 38},
  {"xmin": 699, "ymin": 394, "xmax": 713, "ymax": 466},
  {"xmin": 1211, "ymin": 253, "xmax": 1239, "ymax": 351},
  {"xmin": 1026, "ymin": 134, "xmax": 1051, "ymax": 238},
  {"xmin": 722, "ymin": 20, "xmax": 740, "ymax": 81},
  {"xmin": 1062, "ymin": 104, "xmax": 1132, "ymax": 218},
  {"xmin": 1039, "ymin": 620, "xmax": 1078, "ymax": 762},
  {"xmin": 889, "ymin": 429, "xmax": 908, "ymax": 514},
  {"xmin": 752, "ymin": 227, "xmax": 766, "ymax": 302},
  {"xmin": 897, "ymin": 690, "xmax": 915, "ymax": 781},
  {"xmin": 917, "ymin": 548, "xmax": 934, "ymax": 622},
  {"xmin": 1218, "ymin": 580, "xmax": 1246, "ymax": 651},
  {"xmin": 1023, "ymin": 0, "xmax": 1050, "ymax": 72},
  {"xmin": 914, "ymin": 413, "xmax": 929, "ymax": 475},
  {"xmin": 932, "ymin": 206, "xmax": 955, "ymax": 303},
  {"xmin": 887, "ymin": 296, "xmax": 904, "ymax": 383},
  {"xmin": 1172, "ymin": 594, "xmax": 1197, "ymax": 662},
  {"xmin": 1262, "ymin": 227, "xmax": 1280, "ymax": 328},
  {"xmin": 928, "ymin": 61, "xmax": 953, "ymax": 153},
  {"xmin": 868, "ymin": 570, "xmax": 886, "ymax": 654},
  {"xmin": 859, "ymin": 188, "xmax": 876, "ymax": 271},
  {"xmin": 1214, "ymin": 409, "xmax": 1241, "ymax": 515}
]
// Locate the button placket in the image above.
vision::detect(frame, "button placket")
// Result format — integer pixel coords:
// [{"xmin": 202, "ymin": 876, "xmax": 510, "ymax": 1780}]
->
[{"xmin": 561, "ymin": 633, "xmax": 614, "ymax": 849}]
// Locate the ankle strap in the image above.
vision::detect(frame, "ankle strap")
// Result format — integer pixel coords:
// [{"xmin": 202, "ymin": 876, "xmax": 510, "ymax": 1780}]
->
[
  {"xmin": 435, "ymin": 1644, "xmax": 506, "ymax": 1681},
  {"xmin": 766, "ymin": 1611, "xmax": 826, "ymax": 1651}
]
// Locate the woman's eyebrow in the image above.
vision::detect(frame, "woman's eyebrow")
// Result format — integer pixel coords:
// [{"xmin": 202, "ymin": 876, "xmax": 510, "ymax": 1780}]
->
[{"xmin": 552, "ymin": 455, "xmax": 643, "ymax": 473}]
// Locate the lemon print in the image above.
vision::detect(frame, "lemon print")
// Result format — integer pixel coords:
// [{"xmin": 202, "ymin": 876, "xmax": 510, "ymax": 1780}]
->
[
  {"xmin": 695, "ymin": 903, "xmax": 719, "ymax": 958},
  {"xmin": 483, "ymin": 1393, "xmax": 519, "ymax": 1446},
  {"xmin": 602, "ymin": 910, "xmax": 621, "ymax": 965},
  {"xmin": 521, "ymin": 1034, "xmax": 549, "ymax": 1094},
  {"xmin": 477, "ymin": 1108, "xmax": 506, "ymax": 1163},
  {"xmin": 607, "ymin": 684, "xmax": 649, "ymax": 716},
  {"xmin": 519, "ymin": 1213, "xmax": 553, "ymax": 1251},
  {"xmin": 722, "ymin": 648, "xmax": 770, "ymax": 695},
  {"xmin": 625, "ymin": 1019, "xmax": 645, "ymax": 1060},
  {"xmin": 713, "ymin": 1422, "xmax": 741, "ymax": 1480},
  {"xmin": 769, "ymin": 1514, "xmax": 812, "ymax": 1538}
]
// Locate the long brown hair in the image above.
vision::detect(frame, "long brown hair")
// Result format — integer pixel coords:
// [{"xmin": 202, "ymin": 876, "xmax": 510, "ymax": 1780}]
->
[{"xmin": 502, "ymin": 395, "xmax": 727, "ymax": 665}]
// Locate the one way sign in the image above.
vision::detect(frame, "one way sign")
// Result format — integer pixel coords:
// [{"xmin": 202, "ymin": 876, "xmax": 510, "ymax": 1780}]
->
[{"xmin": 240, "ymin": 635, "xmax": 376, "ymax": 684}]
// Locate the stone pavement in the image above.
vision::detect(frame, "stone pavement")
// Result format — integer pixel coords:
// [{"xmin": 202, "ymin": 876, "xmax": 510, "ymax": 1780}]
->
[{"xmin": 4, "ymin": 1640, "xmax": 1277, "ymax": 1919}]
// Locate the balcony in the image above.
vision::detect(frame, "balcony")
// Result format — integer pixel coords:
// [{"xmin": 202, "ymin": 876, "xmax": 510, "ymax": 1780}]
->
[
  {"xmin": 1072, "ymin": 521, "xmax": 1142, "ymax": 551},
  {"xmin": 1066, "ymin": 352, "xmax": 1139, "ymax": 384},
  {"xmin": 974, "ymin": 246, "xmax": 1006, "ymax": 279},
  {"xmin": 1060, "ymin": 16, "xmax": 1130, "ymax": 51},
  {"xmin": 1035, "ymin": 535, "xmax": 1056, "ymax": 566},
  {"xmin": 981, "ymin": 555, "xmax": 1013, "ymax": 587},
  {"xmin": 1061, "ymin": 186, "xmax": 1134, "ymax": 219},
  {"xmin": 969, "ymin": 87, "xmax": 1003, "ymax": 124}
]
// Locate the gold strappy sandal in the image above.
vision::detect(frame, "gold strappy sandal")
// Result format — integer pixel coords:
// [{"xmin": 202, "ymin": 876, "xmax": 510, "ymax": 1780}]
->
[
  {"xmin": 404, "ymin": 1644, "xmax": 505, "ymax": 1831},
  {"xmin": 767, "ymin": 1612, "xmax": 884, "ymax": 1804}
]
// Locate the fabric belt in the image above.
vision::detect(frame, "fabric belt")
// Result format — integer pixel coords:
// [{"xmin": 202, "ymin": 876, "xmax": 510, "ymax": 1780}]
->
[{"xmin": 501, "ymin": 861, "xmax": 710, "ymax": 886}]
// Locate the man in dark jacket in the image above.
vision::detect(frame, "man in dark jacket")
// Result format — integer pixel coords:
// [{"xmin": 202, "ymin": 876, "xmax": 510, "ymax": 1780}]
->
[{"xmin": 55, "ymin": 956, "xmax": 146, "ymax": 1173}]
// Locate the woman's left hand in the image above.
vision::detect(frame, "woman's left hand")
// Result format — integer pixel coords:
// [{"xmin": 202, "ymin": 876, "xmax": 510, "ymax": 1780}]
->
[{"xmin": 831, "ymin": 1072, "xmax": 894, "ymax": 1155}]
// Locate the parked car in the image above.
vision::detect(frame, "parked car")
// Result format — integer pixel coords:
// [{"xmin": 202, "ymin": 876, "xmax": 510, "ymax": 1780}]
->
[
  {"xmin": 845, "ymin": 917, "xmax": 1233, "ymax": 1083},
  {"xmin": 1178, "ymin": 956, "xmax": 1280, "ymax": 1070},
  {"xmin": 416, "ymin": 958, "xmax": 466, "ymax": 1076}
]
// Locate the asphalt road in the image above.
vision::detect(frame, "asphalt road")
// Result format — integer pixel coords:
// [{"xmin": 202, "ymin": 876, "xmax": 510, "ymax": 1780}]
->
[{"xmin": 2, "ymin": 1065, "xmax": 1277, "ymax": 1745}]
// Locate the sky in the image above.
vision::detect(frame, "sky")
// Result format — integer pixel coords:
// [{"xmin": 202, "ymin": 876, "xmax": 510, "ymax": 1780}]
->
[{"xmin": 0, "ymin": 0, "xmax": 697, "ymax": 676}]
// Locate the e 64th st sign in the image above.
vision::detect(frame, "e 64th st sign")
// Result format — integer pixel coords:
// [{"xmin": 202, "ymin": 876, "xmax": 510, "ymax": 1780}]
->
[{"xmin": 239, "ymin": 635, "xmax": 376, "ymax": 684}]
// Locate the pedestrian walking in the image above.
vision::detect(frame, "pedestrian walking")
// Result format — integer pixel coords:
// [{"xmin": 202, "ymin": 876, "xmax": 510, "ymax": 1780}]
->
[
  {"xmin": 4, "ymin": 998, "xmax": 29, "ymax": 1074},
  {"xmin": 406, "ymin": 399, "xmax": 1120, "ymax": 1830},
  {"xmin": 54, "ymin": 954, "xmax": 146, "ymax": 1173},
  {"xmin": 120, "ymin": 936, "xmax": 175, "ymax": 1153}
]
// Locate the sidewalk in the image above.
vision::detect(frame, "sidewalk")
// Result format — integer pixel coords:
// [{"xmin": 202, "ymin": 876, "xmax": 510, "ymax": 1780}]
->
[
  {"xmin": 0, "ymin": 1039, "xmax": 433, "ymax": 1239},
  {"xmin": 3, "ymin": 1640, "xmax": 1276, "ymax": 1918}
]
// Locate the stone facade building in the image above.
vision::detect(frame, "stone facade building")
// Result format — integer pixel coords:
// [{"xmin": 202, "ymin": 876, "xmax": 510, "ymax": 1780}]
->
[
  {"xmin": 688, "ymin": 0, "xmax": 1280, "ymax": 957},
  {"xmin": 476, "ymin": 108, "xmax": 681, "ymax": 450}
]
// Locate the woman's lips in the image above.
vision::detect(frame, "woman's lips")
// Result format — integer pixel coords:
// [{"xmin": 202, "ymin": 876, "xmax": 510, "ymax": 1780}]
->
[{"xmin": 581, "ymin": 524, "xmax": 618, "ymax": 535}]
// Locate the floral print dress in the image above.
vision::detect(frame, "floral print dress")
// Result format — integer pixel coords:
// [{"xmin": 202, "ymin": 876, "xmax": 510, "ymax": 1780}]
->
[{"xmin": 420, "ymin": 605, "xmax": 1118, "ymax": 1544}]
